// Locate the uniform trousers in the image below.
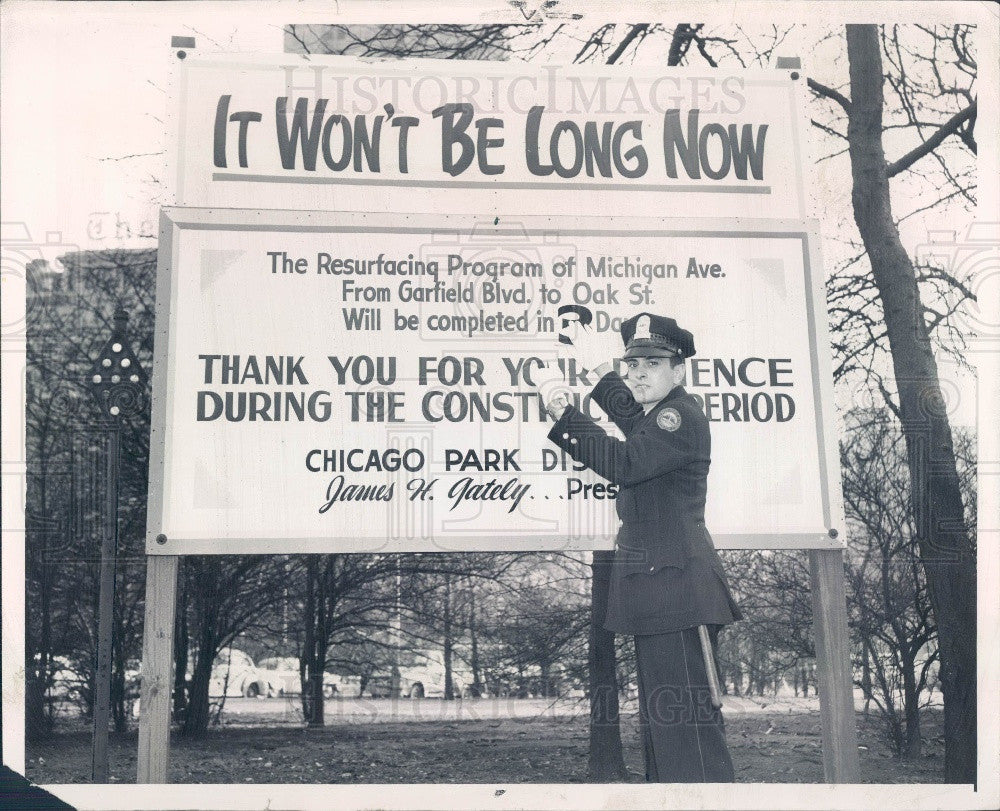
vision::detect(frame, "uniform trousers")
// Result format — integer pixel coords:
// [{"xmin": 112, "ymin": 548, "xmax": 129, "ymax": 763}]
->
[{"xmin": 634, "ymin": 626, "xmax": 735, "ymax": 783}]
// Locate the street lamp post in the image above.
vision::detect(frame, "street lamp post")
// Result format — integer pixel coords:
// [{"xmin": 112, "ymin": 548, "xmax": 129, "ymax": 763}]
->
[{"xmin": 86, "ymin": 305, "xmax": 146, "ymax": 783}]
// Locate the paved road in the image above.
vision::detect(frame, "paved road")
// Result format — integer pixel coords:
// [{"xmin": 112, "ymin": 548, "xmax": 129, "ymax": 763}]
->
[
  {"xmin": 137, "ymin": 687, "xmax": 926, "ymax": 724},
  {"xmin": 212, "ymin": 692, "xmax": 897, "ymax": 725},
  {"xmin": 218, "ymin": 695, "xmax": 590, "ymax": 724}
]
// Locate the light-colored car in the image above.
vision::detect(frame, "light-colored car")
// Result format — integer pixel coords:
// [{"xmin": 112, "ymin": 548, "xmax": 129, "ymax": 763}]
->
[
  {"xmin": 398, "ymin": 650, "xmax": 474, "ymax": 699},
  {"xmin": 134, "ymin": 650, "xmax": 278, "ymax": 716},
  {"xmin": 257, "ymin": 656, "xmax": 302, "ymax": 695},
  {"xmin": 257, "ymin": 656, "xmax": 352, "ymax": 698},
  {"xmin": 323, "ymin": 672, "xmax": 359, "ymax": 698},
  {"xmin": 210, "ymin": 648, "xmax": 279, "ymax": 698}
]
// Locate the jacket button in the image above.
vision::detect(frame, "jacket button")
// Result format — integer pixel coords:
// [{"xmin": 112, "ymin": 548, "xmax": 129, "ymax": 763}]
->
[
  {"xmin": 649, "ymin": 566, "xmax": 655, "ymax": 572},
  {"xmin": 570, "ymin": 437, "xmax": 578, "ymax": 444}
]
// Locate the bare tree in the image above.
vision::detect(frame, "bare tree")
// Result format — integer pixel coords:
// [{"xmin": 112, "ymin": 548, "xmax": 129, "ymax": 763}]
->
[
  {"xmin": 296, "ymin": 553, "xmax": 402, "ymax": 724},
  {"xmin": 174, "ymin": 555, "xmax": 293, "ymax": 736},
  {"xmin": 811, "ymin": 24, "xmax": 977, "ymax": 782},
  {"xmin": 842, "ymin": 409, "xmax": 939, "ymax": 757},
  {"xmin": 25, "ymin": 249, "xmax": 157, "ymax": 737},
  {"xmin": 717, "ymin": 550, "xmax": 816, "ymax": 697}
]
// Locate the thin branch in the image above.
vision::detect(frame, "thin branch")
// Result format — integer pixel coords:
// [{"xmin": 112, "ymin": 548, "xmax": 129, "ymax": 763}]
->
[
  {"xmin": 886, "ymin": 100, "xmax": 977, "ymax": 177},
  {"xmin": 810, "ymin": 119, "xmax": 847, "ymax": 140}
]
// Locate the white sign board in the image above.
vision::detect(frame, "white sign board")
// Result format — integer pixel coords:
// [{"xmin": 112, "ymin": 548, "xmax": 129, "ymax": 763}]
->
[
  {"xmin": 147, "ymin": 209, "xmax": 843, "ymax": 554},
  {"xmin": 173, "ymin": 54, "xmax": 809, "ymax": 219}
]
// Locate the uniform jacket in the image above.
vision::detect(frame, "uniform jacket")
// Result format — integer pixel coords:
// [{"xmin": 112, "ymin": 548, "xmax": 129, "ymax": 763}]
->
[{"xmin": 547, "ymin": 372, "xmax": 742, "ymax": 634}]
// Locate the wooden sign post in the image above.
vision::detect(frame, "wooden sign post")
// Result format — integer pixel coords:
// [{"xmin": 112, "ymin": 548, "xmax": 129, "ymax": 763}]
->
[
  {"xmin": 137, "ymin": 556, "xmax": 178, "ymax": 784},
  {"xmin": 809, "ymin": 548, "xmax": 860, "ymax": 782}
]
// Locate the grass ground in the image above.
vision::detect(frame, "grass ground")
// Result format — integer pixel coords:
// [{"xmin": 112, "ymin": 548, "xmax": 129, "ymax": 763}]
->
[{"xmin": 25, "ymin": 699, "xmax": 944, "ymax": 785}]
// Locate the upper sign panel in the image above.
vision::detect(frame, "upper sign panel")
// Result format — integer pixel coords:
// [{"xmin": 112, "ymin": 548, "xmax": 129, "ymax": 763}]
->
[{"xmin": 174, "ymin": 54, "xmax": 809, "ymax": 219}]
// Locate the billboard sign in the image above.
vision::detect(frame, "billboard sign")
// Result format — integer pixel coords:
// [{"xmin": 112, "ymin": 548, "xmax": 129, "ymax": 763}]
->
[{"xmin": 148, "ymin": 209, "xmax": 842, "ymax": 554}]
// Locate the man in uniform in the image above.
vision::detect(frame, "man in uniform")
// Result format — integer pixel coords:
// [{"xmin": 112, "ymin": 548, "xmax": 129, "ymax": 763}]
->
[{"xmin": 537, "ymin": 312, "xmax": 742, "ymax": 783}]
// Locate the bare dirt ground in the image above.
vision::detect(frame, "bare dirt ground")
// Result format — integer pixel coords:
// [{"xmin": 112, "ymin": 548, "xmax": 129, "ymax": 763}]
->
[{"xmin": 25, "ymin": 697, "xmax": 944, "ymax": 785}]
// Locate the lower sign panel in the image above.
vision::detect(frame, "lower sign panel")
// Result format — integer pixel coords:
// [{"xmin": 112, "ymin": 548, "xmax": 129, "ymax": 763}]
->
[{"xmin": 147, "ymin": 208, "xmax": 843, "ymax": 553}]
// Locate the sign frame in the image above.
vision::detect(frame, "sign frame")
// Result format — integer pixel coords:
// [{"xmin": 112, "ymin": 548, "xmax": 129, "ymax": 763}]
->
[{"xmin": 147, "ymin": 207, "xmax": 846, "ymax": 555}]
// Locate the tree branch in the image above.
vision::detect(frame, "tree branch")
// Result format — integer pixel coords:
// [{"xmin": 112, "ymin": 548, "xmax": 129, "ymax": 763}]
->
[
  {"xmin": 807, "ymin": 78, "xmax": 852, "ymax": 113},
  {"xmin": 667, "ymin": 24, "xmax": 695, "ymax": 66},
  {"xmin": 886, "ymin": 100, "xmax": 977, "ymax": 177},
  {"xmin": 811, "ymin": 119, "xmax": 847, "ymax": 140},
  {"xmin": 605, "ymin": 23, "xmax": 649, "ymax": 65}
]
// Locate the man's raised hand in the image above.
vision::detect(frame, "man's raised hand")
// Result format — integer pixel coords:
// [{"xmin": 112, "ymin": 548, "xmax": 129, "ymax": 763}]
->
[{"xmin": 559, "ymin": 321, "xmax": 619, "ymax": 376}]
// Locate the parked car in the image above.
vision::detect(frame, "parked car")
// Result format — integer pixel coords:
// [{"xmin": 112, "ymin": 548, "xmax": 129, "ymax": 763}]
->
[
  {"xmin": 134, "ymin": 649, "xmax": 278, "ymax": 717},
  {"xmin": 257, "ymin": 656, "xmax": 355, "ymax": 698},
  {"xmin": 397, "ymin": 649, "xmax": 474, "ymax": 699},
  {"xmin": 365, "ymin": 674, "xmax": 395, "ymax": 699},
  {"xmin": 256, "ymin": 656, "xmax": 301, "ymax": 695},
  {"xmin": 323, "ymin": 672, "xmax": 359, "ymax": 698},
  {"xmin": 209, "ymin": 648, "xmax": 279, "ymax": 698}
]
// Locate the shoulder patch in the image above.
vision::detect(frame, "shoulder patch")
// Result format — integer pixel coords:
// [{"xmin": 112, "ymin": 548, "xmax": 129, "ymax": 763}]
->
[{"xmin": 656, "ymin": 407, "xmax": 682, "ymax": 432}]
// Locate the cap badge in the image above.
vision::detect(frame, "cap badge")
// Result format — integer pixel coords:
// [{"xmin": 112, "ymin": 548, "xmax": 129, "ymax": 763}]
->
[
  {"xmin": 635, "ymin": 315, "xmax": 651, "ymax": 340},
  {"xmin": 656, "ymin": 407, "xmax": 682, "ymax": 432}
]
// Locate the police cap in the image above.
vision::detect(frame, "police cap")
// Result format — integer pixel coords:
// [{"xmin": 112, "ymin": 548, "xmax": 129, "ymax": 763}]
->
[{"xmin": 620, "ymin": 313, "xmax": 696, "ymax": 359}]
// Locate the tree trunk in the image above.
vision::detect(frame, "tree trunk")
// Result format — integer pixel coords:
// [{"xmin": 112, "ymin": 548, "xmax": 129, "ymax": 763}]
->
[
  {"xmin": 301, "ymin": 556, "xmax": 317, "ymax": 722},
  {"xmin": 111, "ymin": 657, "xmax": 126, "ymax": 734},
  {"xmin": 443, "ymin": 572, "xmax": 455, "ymax": 701},
  {"xmin": 587, "ymin": 551, "xmax": 627, "ymax": 781},
  {"xmin": 305, "ymin": 658, "xmax": 326, "ymax": 727},
  {"xmin": 861, "ymin": 645, "xmax": 872, "ymax": 718},
  {"xmin": 902, "ymin": 650, "xmax": 923, "ymax": 758},
  {"xmin": 182, "ymin": 649, "xmax": 213, "ymax": 737},
  {"xmin": 172, "ymin": 568, "xmax": 189, "ymax": 725},
  {"xmin": 181, "ymin": 558, "xmax": 221, "ymax": 737},
  {"xmin": 300, "ymin": 556, "xmax": 328, "ymax": 726},
  {"xmin": 540, "ymin": 662, "xmax": 552, "ymax": 698},
  {"xmin": 25, "ymin": 670, "xmax": 49, "ymax": 740},
  {"xmin": 845, "ymin": 24, "xmax": 977, "ymax": 783},
  {"xmin": 469, "ymin": 588, "xmax": 482, "ymax": 697}
]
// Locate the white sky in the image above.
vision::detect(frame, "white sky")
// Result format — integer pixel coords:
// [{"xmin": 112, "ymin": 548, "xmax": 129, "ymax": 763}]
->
[{"xmin": 1, "ymin": 8, "xmax": 285, "ymax": 248}]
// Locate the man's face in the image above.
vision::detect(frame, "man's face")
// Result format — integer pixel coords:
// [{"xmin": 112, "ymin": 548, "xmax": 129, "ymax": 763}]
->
[{"xmin": 623, "ymin": 355, "xmax": 681, "ymax": 405}]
